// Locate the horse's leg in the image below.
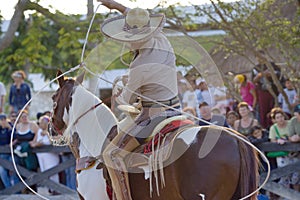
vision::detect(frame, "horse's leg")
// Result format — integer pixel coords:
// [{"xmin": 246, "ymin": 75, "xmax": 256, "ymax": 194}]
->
[{"xmin": 77, "ymin": 168, "xmax": 109, "ymax": 200}]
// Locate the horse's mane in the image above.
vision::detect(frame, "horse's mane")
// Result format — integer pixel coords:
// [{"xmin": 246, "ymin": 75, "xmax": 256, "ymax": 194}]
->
[{"xmin": 66, "ymin": 84, "xmax": 118, "ymax": 157}]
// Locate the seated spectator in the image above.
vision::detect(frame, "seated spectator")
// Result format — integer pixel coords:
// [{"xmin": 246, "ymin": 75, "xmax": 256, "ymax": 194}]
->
[
  {"xmin": 226, "ymin": 110, "xmax": 239, "ymax": 129},
  {"xmin": 29, "ymin": 115, "xmax": 60, "ymax": 195},
  {"xmin": 234, "ymin": 102, "xmax": 259, "ymax": 136},
  {"xmin": 278, "ymin": 79, "xmax": 297, "ymax": 119},
  {"xmin": 197, "ymin": 78, "xmax": 215, "ymax": 107},
  {"xmin": 198, "ymin": 102, "xmax": 229, "ymax": 127},
  {"xmin": 234, "ymin": 74, "xmax": 257, "ymax": 109},
  {"xmin": 248, "ymin": 125, "xmax": 269, "ymax": 145}
]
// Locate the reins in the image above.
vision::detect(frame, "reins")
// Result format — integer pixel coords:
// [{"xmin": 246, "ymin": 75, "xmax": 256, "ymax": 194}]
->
[{"xmin": 72, "ymin": 102, "xmax": 103, "ymax": 126}]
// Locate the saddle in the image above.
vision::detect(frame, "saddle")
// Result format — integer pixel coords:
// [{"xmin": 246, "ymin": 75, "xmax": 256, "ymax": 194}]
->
[
  {"xmin": 74, "ymin": 116, "xmax": 195, "ymax": 174},
  {"xmin": 124, "ymin": 115, "xmax": 195, "ymax": 169}
]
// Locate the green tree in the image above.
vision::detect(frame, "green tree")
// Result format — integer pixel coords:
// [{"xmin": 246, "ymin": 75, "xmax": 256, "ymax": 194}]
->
[{"xmin": 193, "ymin": 0, "xmax": 300, "ymax": 110}]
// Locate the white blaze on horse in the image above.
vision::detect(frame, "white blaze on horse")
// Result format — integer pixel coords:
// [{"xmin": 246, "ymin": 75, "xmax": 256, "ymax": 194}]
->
[{"xmin": 49, "ymin": 71, "xmax": 258, "ymax": 200}]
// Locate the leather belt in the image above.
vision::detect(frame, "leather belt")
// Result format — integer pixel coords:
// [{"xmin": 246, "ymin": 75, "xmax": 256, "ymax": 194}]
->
[{"xmin": 142, "ymin": 96, "xmax": 180, "ymax": 108}]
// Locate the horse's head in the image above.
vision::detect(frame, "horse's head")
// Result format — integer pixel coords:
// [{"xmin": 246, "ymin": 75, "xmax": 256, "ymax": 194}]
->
[{"xmin": 49, "ymin": 70, "xmax": 85, "ymax": 145}]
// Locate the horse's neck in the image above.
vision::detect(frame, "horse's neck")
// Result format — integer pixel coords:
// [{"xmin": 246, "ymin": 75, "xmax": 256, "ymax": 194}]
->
[{"xmin": 69, "ymin": 85, "xmax": 118, "ymax": 157}]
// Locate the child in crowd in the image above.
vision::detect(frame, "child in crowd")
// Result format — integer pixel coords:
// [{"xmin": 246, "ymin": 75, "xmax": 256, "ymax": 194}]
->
[
  {"xmin": 29, "ymin": 115, "xmax": 60, "ymax": 195},
  {"xmin": 248, "ymin": 125, "xmax": 269, "ymax": 145},
  {"xmin": 278, "ymin": 79, "xmax": 297, "ymax": 119}
]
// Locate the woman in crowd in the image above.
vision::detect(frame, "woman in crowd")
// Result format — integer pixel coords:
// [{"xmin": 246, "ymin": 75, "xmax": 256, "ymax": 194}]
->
[
  {"xmin": 234, "ymin": 74, "xmax": 257, "ymax": 110},
  {"xmin": 12, "ymin": 110, "xmax": 39, "ymax": 191},
  {"xmin": 234, "ymin": 102, "xmax": 259, "ymax": 136},
  {"xmin": 9, "ymin": 70, "xmax": 31, "ymax": 113},
  {"xmin": 268, "ymin": 107, "xmax": 298, "ymax": 189}
]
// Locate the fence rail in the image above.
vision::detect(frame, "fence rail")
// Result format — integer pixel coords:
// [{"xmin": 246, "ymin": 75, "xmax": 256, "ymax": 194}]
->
[
  {"xmin": 0, "ymin": 142, "xmax": 300, "ymax": 199},
  {"xmin": 0, "ymin": 145, "xmax": 76, "ymax": 196}
]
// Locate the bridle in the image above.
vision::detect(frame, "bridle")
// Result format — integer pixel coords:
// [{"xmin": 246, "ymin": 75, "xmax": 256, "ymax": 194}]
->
[
  {"xmin": 72, "ymin": 102, "xmax": 103, "ymax": 126},
  {"xmin": 50, "ymin": 101, "xmax": 67, "ymax": 136},
  {"xmin": 50, "ymin": 81, "xmax": 74, "ymax": 136},
  {"xmin": 50, "ymin": 82, "xmax": 103, "ymax": 136}
]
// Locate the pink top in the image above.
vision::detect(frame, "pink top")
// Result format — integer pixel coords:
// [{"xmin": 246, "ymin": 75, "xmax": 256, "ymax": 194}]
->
[{"xmin": 240, "ymin": 81, "xmax": 255, "ymax": 107}]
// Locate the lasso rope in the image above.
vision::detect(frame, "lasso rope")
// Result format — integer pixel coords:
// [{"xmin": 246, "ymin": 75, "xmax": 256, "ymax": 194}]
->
[
  {"xmin": 83, "ymin": 64, "xmax": 270, "ymax": 199},
  {"xmin": 9, "ymin": 2, "xmax": 270, "ymax": 199},
  {"xmin": 9, "ymin": 3, "xmax": 103, "ymax": 199}
]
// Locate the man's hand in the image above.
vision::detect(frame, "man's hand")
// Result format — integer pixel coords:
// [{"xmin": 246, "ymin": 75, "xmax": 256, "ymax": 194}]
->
[{"xmin": 97, "ymin": 0, "xmax": 115, "ymax": 9}]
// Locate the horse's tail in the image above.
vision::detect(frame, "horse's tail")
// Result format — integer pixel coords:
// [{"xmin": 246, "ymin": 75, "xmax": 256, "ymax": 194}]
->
[{"xmin": 233, "ymin": 138, "xmax": 259, "ymax": 200}]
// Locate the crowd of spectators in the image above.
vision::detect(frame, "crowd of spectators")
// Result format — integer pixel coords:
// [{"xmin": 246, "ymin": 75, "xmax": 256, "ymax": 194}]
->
[
  {"xmin": 0, "ymin": 70, "xmax": 76, "ymax": 194},
  {"xmin": 0, "ymin": 67, "xmax": 299, "ymax": 198},
  {"xmin": 177, "ymin": 66, "xmax": 300, "ymax": 198}
]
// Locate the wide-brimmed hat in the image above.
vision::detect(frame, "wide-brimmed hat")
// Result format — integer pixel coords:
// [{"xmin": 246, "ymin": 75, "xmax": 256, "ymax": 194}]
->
[{"xmin": 101, "ymin": 8, "xmax": 165, "ymax": 43}]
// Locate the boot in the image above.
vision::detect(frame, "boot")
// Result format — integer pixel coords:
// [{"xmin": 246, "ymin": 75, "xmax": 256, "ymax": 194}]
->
[{"xmin": 103, "ymin": 135, "xmax": 140, "ymax": 200}]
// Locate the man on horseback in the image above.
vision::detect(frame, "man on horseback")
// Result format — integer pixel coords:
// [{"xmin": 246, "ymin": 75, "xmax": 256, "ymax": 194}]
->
[{"xmin": 99, "ymin": 0, "xmax": 181, "ymax": 199}]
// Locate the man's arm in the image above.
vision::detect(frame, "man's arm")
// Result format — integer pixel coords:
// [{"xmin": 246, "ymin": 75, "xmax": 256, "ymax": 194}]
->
[
  {"xmin": 97, "ymin": 0, "xmax": 129, "ymax": 14},
  {"xmin": 0, "ymin": 95, "xmax": 4, "ymax": 113}
]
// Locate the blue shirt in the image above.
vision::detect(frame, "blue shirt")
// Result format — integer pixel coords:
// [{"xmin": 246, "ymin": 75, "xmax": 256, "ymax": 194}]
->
[
  {"xmin": 9, "ymin": 83, "xmax": 31, "ymax": 110},
  {"xmin": 0, "ymin": 126, "xmax": 12, "ymax": 146}
]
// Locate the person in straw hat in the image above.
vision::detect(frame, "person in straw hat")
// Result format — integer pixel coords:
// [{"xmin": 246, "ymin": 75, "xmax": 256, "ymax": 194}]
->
[{"xmin": 99, "ymin": 0, "xmax": 181, "ymax": 199}]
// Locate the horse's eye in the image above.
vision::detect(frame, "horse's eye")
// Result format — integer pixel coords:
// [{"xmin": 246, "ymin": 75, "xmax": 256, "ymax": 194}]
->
[{"xmin": 53, "ymin": 102, "xmax": 57, "ymax": 109}]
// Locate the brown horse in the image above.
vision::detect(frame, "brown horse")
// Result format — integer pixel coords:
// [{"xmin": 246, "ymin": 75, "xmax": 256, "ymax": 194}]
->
[{"xmin": 49, "ymin": 71, "xmax": 258, "ymax": 200}]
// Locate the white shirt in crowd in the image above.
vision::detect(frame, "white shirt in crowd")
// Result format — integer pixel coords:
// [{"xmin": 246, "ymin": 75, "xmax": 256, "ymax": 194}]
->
[{"xmin": 278, "ymin": 88, "xmax": 297, "ymax": 114}]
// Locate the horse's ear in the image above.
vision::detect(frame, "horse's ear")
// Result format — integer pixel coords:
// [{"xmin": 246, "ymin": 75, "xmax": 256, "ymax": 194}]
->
[
  {"xmin": 75, "ymin": 71, "xmax": 85, "ymax": 84},
  {"xmin": 56, "ymin": 70, "xmax": 64, "ymax": 88}
]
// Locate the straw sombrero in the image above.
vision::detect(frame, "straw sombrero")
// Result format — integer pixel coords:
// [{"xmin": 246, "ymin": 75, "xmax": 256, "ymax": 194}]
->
[{"xmin": 101, "ymin": 8, "xmax": 165, "ymax": 43}]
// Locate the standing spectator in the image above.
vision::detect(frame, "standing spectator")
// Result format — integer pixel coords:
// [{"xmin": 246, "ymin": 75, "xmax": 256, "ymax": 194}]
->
[
  {"xmin": 9, "ymin": 111, "xmax": 17, "ymax": 126},
  {"xmin": 182, "ymin": 80, "xmax": 198, "ymax": 114},
  {"xmin": 0, "ymin": 114, "xmax": 13, "ymax": 188},
  {"xmin": 9, "ymin": 70, "xmax": 31, "ymax": 113},
  {"xmin": 252, "ymin": 52, "xmax": 282, "ymax": 129},
  {"xmin": 0, "ymin": 81, "xmax": 6, "ymax": 113},
  {"xmin": 197, "ymin": 78, "xmax": 215, "ymax": 107},
  {"xmin": 195, "ymin": 77, "xmax": 204, "ymax": 104},
  {"xmin": 234, "ymin": 102, "xmax": 259, "ymax": 136},
  {"xmin": 226, "ymin": 110, "xmax": 239, "ymax": 129},
  {"xmin": 234, "ymin": 74, "xmax": 257, "ymax": 110},
  {"xmin": 198, "ymin": 101, "xmax": 229, "ymax": 127},
  {"xmin": 60, "ymin": 153, "xmax": 76, "ymax": 190},
  {"xmin": 288, "ymin": 104, "xmax": 300, "ymax": 191},
  {"xmin": 177, "ymin": 71, "xmax": 187, "ymax": 106},
  {"xmin": 269, "ymin": 107, "xmax": 289, "ymax": 144},
  {"xmin": 269, "ymin": 107, "xmax": 298, "ymax": 189},
  {"xmin": 29, "ymin": 115, "xmax": 60, "ymax": 195},
  {"xmin": 278, "ymin": 79, "xmax": 297, "ymax": 119},
  {"xmin": 289, "ymin": 104, "xmax": 300, "ymax": 142}
]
